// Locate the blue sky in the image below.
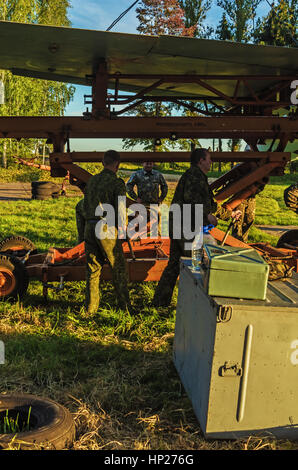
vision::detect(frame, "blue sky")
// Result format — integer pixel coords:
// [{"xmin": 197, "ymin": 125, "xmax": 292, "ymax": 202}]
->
[{"xmin": 65, "ymin": 0, "xmax": 271, "ymax": 151}]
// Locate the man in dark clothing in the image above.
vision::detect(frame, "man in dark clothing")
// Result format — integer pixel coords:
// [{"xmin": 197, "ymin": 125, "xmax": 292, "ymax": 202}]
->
[
  {"xmin": 152, "ymin": 148, "xmax": 241, "ymax": 308},
  {"xmin": 83, "ymin": 150, "xmax": 131, "ymax": 314},
  {"xmin": 75, "ymin": 198, "xmax": 85, "ymax": 244}
]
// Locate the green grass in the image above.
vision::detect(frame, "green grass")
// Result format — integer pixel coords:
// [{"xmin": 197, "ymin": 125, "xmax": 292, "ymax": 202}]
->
[
  {"xmin": 0, "ymin": 407, "xmax": 32, "ymax": 434},
  {"xmin": 0, "ymin": 171, "xmax": 297, "ymax": 450}
]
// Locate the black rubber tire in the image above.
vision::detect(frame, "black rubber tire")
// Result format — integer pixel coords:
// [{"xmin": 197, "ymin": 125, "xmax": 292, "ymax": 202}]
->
[
  {"xmin": 31, "ymin": 182, "xmax": 60, "ymax": 199},
  {"xmin": 0, "ymin": 235, "xmax": 37, "ymax": 256},
  {"xmin": 32, "ymin": 194, "xmax": 51, "ymax": 200},
  {"xmin": 276, "ymin": 229, "xmax": 298, "ymax": 249},
  {"xmin": 0, "ymin": 393, "xmax": 75, "ymax": 450},
  {"xmin": 32, "ymin": 188, "xmax": 54, "ymax": 196},
  {"xmin": 0, "ymin": 254, "xmax": 29, "ymax": 301},
  {"xmin": 31, "ymin": 181, "xmax": 57, "ymax": 190}
]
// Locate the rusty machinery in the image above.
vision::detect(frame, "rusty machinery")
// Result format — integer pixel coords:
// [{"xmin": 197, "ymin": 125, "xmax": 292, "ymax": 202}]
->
[{"xmin": 0, "ymin": 22, "xmax": 297, "ymax": 299}]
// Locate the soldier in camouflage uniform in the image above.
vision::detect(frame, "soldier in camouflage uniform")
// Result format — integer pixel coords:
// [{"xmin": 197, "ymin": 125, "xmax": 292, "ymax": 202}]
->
[
  {"xmin": 126, "ymin": 162, "xmax": 168, "ymax": 236},
  {"xmin": 75, "ymin": 198, "xmax": 86, "ymax": 244},
  {"xmin": 83, "ymin": 150, "xmax": 131, "ymax": 314},
  {"xmin": 284, "ymin": 183, "xmax": 298, "ymax": 214},
  {"xmin": 231, "ymin": 196, "xmax": 256, "ymax": 243},
  {"xmin": 126, "ymin": 161, "xmax": 168, "ymax": 205},
  {"xmin": 152, "ymin": 148, "xmax": 241, "ymax": 308}
]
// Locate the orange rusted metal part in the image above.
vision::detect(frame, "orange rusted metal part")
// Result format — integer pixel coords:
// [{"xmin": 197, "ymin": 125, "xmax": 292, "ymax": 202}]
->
[
  {"xmin": 210, "ymin": 228, "xmax": 298, "ymax": 272},
  {"xmin": 25, "ymin": 237, "xmax": 171, "ymax": 284},
  {"xmin": 0, "ymin": 116, "xmax": 296, "ymax": 139},
  {"xmin": 50, "ymin": 151, "xmax": 291, "ymax": 164},
  {"xmin": 14, "ymin": 157, "xmax": 51, "ymax": 171},
  {"xmin": 44, "ymin": 238, "xmax": 170, "ymax": 265},
  {"xmin": 209, "ymin": 227, "xmax": 250, "ymax": 248},
  {"xmin": 0, "ymin": 268, "xmax": 16, "ymax": 296},
  {"xmin": 26, "ymin": 258, "xmax": 170, "ymax": 283}
]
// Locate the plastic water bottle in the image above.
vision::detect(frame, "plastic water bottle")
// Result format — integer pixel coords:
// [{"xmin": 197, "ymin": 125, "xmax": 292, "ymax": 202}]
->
[
  {"xmin": 192, "ymin": 227, "xmax": 203, "ymax": 271},
  {"xmin": 0, "ymin": 80, "xmax": 4, "ymax": 105},
  {"xmin": 202, "ymin": 224, "xmax": 217, "ymax": 246},
  {"xmin": 192, "ymin": 225, "xmax": 216, "ymax": 271}
]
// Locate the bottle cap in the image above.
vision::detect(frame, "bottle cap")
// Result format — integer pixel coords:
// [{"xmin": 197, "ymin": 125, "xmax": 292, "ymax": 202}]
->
[{"xmin": 203, "ymin": 224, "xmax": 214, "ymax": 233}]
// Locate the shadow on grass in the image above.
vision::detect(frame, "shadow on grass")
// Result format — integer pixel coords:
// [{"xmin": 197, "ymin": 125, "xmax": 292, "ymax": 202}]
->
[{"xmin": 0, "ymin": 325, "xmax": 202, "ymax": 448}]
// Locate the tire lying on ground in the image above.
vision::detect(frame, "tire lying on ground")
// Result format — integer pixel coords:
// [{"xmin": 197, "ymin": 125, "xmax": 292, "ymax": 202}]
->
[
  {"xmin": 31, "ymin": 181, "xmax": 59, "ymax": 190},
  {"xmin": 276, "ymin": 229, "xmax": 298, "ymax": 249},
  {"xmin": 0, "ymin": 235, "xmax": 37, "ymax": 256},
  {"xmin": 0, "ymin": 394, "xmax": 75, "ymax": 450},
  {"xmin": 0, "ymin": 254, "xmax": 29, "ymax": 301},
  {"xmin": 31, "ymin": 181, "xmax": 60, "ymax": 200}
]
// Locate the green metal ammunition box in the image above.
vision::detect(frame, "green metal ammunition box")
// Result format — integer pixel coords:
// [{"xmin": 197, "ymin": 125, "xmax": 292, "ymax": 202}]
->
[
  {"xmin": 173, "ymin": 259, "xmax": 298, "ymax": 439},
  {"xmin": 201, "ymin": 244, "xmax": 270, "ymax": 300}
]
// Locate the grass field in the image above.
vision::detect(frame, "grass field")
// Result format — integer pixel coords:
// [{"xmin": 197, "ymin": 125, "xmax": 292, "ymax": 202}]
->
[{"xmin": 0, "ymin": 167, "xmax": 297, "ymax": 451}]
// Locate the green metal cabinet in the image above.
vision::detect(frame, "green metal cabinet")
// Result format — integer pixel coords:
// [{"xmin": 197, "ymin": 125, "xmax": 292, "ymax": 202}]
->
[{"xmin": 173, "ymin": 258, "xmax": 298, "ymax": 439}]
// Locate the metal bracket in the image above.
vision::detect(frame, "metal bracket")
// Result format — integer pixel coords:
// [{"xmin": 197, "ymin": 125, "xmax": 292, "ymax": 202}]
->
[
  {"xmin": 42, "ymin": 275, "xmax": 65, "ymax": 293},
  {"xmin": 219, "ymin": 361, "xmax": 242, "ymax": 377},
  {"xmin": 217, "ymin": 305, "xmax": 232, "ymax": 323}
]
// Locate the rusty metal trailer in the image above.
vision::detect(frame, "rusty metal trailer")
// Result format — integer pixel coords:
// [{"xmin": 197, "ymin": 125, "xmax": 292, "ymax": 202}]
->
[{"xmin": 0, "ymin": 21, "xmax": 297, "ymax": 301}]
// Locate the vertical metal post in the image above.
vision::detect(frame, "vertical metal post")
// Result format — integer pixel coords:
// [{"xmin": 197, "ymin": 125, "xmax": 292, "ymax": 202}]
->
[{"xmin": 92, "ymin": 60, "xmax": 109, "ymax": 118}]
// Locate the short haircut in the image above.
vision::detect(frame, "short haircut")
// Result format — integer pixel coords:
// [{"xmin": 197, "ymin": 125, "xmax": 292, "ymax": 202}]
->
[
  {"xmin": 103, "ymin": 149, "xmax": 121, "ymax": 166},
  {"xmin": 190, "ymin": 148, "xmax": 210, "ymax": 165}
]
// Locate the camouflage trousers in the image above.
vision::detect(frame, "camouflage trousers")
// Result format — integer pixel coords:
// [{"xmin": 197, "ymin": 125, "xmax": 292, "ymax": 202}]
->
[
  {"xmin": 75, "ymin": 199, "xmax": 86, "ymax": 244},
  {"xmin": 231, "ymin": 198, "xmax": 256, "ymax": 243},
  {"xmin": 153, "ymin": 238, "xmax": 191, "ymax": 307},
  {"xmin": 84, "ymin": 223, "xmax": 131, "ymax": 314},
  {"xmin": 284, "ymin": 184, "xmax": 298, "ymax": 214}
]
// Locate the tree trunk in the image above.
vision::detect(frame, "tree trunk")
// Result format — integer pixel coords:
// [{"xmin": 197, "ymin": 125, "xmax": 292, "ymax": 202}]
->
[{"xmin": 2, "ymin": 140, "xmax": 8, "ymax": 168}]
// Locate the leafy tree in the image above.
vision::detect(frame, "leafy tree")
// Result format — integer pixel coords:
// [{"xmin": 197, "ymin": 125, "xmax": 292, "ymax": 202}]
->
[
  {"xmin": 0, "ymin": 0, "xmax": 75, "ymax": 168},
  {"xmin": 136, "ymin": 0, "xmax": 197, "ymax": 36},
  {"xmin": 217, "ymin": 0, "xmax": 262, "ymax": 43},
  {"xmin": 178, "ymin": 0, "xmax": 212, "ymax": 37},
  {"xmin": 254, "ymin": 0, "xmax": 297, "ymax": 46},
  {"xmin": 215, "ymin": 12, "xmax": 233, "ymax": 40}
]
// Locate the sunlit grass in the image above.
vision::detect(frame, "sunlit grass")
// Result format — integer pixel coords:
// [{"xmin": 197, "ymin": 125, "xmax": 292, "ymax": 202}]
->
[{"xmin": 0, "ymin": 170, "xmax": 297, "ymax": 450}]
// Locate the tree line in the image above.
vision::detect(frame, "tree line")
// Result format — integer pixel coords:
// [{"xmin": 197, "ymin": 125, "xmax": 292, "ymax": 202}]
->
[{"xmin": 0, "ymin": 0, "xmax": 75, "ymax": 168}]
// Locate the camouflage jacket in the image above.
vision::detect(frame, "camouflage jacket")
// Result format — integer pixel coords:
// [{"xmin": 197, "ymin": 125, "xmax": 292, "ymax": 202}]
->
[
  {"xmin": 284, "ymin": 183, "xmax": 298, "ymax": 214},
  {"xmin": 83, "ymin": 169, "xmax": 126, "ymax": 227},
  {"xmin": 170, "ymin": 164, "xmax": 231, "ymax": 233},
  {"xmin": 126, "ymin": 169, "xmax": 168, "ymax": 204}
]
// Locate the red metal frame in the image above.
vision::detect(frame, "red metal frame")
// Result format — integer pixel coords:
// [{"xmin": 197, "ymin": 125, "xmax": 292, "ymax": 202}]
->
[{"xmin": 0, "ymin": 63, "xmax": 297, "ymax": 296}]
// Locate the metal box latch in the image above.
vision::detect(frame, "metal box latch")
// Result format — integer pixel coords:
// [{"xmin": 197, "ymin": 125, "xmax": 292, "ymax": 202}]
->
[{"xmin": 219, "ymin": 361, "xmax": 242, "ymax": 377}]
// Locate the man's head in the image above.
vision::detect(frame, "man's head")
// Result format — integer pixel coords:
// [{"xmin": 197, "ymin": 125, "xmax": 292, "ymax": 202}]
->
[
  {"xmin": 143, "ymin": 161, "xmax": 154, "ymax": 172},
  {"xmin": 190, "ymin": 148, "xmax": 211, "ymax": 174},
  {"xmin": 103, "ymin": 149, "xmax": 121, "ymax": 172}
]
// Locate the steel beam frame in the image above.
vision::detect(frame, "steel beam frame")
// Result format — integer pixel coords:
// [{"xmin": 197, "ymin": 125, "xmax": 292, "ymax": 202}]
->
[
  {"xmin": 82, "ymin": 70, "xmax": 297, "ymax": 116},
  {"xmin": 0, "ymin": 116, "xmax": 297, "ymax": 140}
]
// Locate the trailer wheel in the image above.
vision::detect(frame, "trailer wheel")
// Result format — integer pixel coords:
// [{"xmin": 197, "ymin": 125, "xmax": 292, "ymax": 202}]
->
[
  {"xmin": 0, "ymin": 254, "xmax": 29, "ymax": 301},
  {"xmin": 276, "ymin": 229, "xmax": 298, "ymax": 249},
  {"xmin": 0, "ymin": 235, "xmax": 37, "ymax": 256},
  {"xmin": 0, "ymin": 393, "xmax": 75, "ymax": 450}
]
